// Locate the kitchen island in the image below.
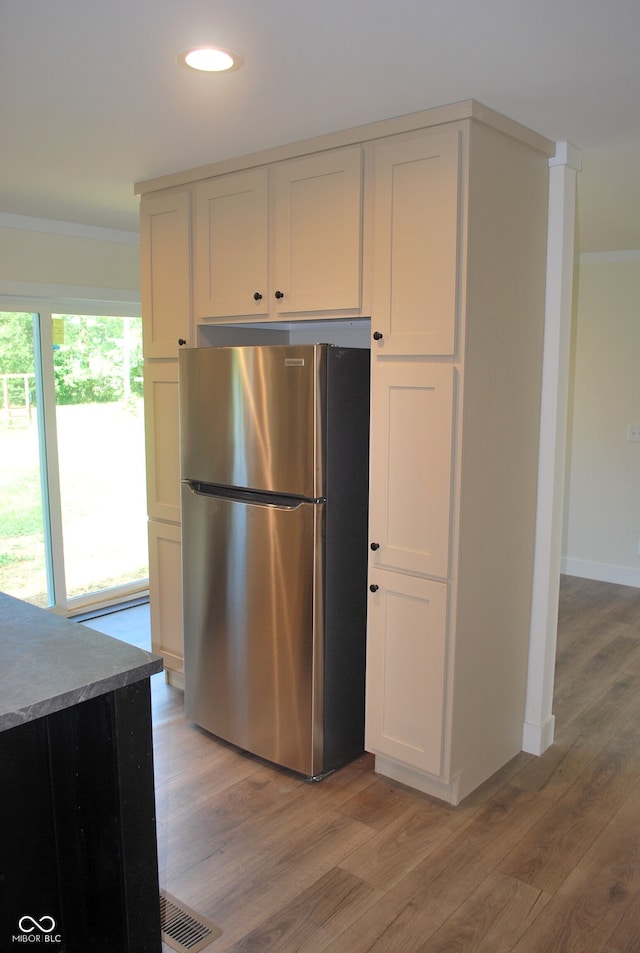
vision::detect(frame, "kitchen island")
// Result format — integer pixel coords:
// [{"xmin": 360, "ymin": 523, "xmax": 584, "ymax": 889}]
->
[{"xmin": 0, "ymin": 592, "xmax": 163, "ymax": 953}]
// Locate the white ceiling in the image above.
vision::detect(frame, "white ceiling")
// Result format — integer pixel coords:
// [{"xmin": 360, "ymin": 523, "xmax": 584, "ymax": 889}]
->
[{"xmin": 2, "ymin": 0, "xmax": 639, "ymax": 253}]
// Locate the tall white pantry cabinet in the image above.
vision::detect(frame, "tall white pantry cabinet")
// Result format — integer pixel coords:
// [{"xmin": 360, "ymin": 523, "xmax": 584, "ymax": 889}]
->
[
  {"xmin": 140, "ymin": 188, "xmax": 191, "ymax": 682},
  {"xmin": 137, "ymin": 101, "xmax": 554, "ymax": 803}
]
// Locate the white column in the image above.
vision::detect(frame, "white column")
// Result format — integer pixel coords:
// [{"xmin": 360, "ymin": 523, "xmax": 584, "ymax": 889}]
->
[{"xmin": 522, "ymin": 141, "xmax": 581, "ymax": 755}]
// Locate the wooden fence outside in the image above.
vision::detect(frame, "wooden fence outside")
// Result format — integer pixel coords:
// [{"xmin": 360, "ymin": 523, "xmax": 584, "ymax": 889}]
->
[{"xmin": 1, "ymin": 373, "xmax": 34, "ymax": 420}]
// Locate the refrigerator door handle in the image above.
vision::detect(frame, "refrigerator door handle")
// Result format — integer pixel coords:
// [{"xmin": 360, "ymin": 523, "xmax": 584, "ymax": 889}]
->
[{"xmin": 185, "ymin": 480, "xmax": 322, "ymax": 509}]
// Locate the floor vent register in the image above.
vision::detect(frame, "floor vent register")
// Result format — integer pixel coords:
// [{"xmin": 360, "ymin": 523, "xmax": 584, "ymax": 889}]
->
[{"xmin": 160, "ymin": 890, "xmax": 222, "ymax": 952}]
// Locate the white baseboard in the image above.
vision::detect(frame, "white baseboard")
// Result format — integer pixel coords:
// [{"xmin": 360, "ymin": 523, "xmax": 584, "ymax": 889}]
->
[
  {"xmin": 165, "ymin": 669, "xmax": 185, "ymax": 691},
  {"xmin": 561, "ymin": 557, "xmax": 640, "ymax": 589},
  {"xmin": 522, "ymin": 714, "xmax": 555, "ymax": 755}
]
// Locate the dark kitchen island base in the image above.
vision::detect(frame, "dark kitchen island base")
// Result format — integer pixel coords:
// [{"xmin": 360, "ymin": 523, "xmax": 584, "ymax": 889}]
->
[
  {"xmin": 1, "ymin": 679, "xmax": 161, "ymax": 953},
  {"xmin": 0, "ymin": 591, "xmax": 163, "ymax": 953}
]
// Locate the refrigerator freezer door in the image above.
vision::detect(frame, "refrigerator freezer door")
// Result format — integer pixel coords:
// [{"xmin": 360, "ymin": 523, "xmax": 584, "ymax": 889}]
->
[
  {"xmin": 179, "ymin": 345, "xmax": 326, "ymax": 498},
  {"xmin": 182, "ymin": 483, "xmax": 325, "ymax": 777}
]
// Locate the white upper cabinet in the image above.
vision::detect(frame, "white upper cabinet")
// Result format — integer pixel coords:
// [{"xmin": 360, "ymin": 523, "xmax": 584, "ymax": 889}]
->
[
  {"xmin": 368, "ymin": 128, "xmax": 460, "ymax": 356},
  {"xmin": 194, "ymin": 168, "xmax": 270, "ymax": 319},
  {"xmin": 140, "ymin": 190, "xmax": 192, "ymax": 357},
  {"xmin": 194, "ymin": 146, "xmax": 363, "ymax": 321},
  {"xmin": 273, "ymin": 147, "xmax": 362, "ymax": 315}
]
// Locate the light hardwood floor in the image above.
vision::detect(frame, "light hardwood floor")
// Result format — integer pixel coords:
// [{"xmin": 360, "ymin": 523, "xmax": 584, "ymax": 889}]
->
[{"xmin": 98, "ymin": 576, "xmax": 640, "ymax": 952}]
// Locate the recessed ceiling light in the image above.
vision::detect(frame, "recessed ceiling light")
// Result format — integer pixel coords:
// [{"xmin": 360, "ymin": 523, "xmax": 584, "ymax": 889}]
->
[{"xmin": 178, "ymin": 47, "xmax": 243, "ymax": 73}]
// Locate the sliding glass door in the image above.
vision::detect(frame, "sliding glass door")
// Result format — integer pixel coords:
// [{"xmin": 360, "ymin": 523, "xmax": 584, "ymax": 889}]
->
[
  {"xmin": 0, "ymin": 313, "xmax": 52, "ymax": 606},
  {"xmin": 0, "ymin": 309, "xmax": 148, "ymax": 612}
]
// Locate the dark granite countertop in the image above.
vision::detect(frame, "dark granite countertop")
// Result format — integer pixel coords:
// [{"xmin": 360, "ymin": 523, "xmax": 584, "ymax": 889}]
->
[{"xmin": 0, "ymin": 592, "xmax": 163, "ymax": 732}]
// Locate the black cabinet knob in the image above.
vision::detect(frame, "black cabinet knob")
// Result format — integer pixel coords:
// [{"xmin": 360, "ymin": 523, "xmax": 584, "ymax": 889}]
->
[
  {"xmin": 253, "ymin": 292, "xmax": 263, "ymax": 301},
  {"xmin": 275, "ymin": 290, "xmax": 284, "ymax": 300},
  {"xmin": 370, "ymin": 542, "xmax": 380, "ymax": 551},
  {"xmin": 372, "ymin": 331, "xmax": 383, "ymax": 341},
  {"xmin": 369, "ymin": 584, "xmax": 379, "ymax": 593},
  {"xmin": 178, "ymin": 338, "xmax": 187, "ymax": 346}
]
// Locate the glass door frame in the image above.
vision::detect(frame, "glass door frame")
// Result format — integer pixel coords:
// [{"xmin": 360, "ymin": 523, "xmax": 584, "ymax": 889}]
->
[
  {"xmin": 1, "ymin": 296, "xmax": 148, "ymax": 617},
  {"xmin": 34, "ymin": 303, "xmax": 66, "ymax": 609}
]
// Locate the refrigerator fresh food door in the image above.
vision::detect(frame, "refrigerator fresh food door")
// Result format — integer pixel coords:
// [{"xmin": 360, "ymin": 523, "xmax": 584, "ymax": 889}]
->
[
  {"xmin": 182, "ymin": 482, "xmax": 325, "ymax": 777},
  {"xmin": 179, "ymin": 345, "xmax": 326, "ymax": 498}
]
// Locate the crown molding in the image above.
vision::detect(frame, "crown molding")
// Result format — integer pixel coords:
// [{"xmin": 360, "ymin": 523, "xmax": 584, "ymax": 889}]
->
[
  {"xmin": 549, "ymin": 141, "xmax": 581, "ymax": 170},
  {"xmin": 0, "ymin": 212, "xmax": 139, "ymax": 245}
]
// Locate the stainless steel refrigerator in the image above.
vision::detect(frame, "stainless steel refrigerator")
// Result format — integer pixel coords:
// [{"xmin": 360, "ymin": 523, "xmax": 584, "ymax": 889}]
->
[{"xmin": 179, "ymin": 343, "xmax": 370, "ymax": 778}]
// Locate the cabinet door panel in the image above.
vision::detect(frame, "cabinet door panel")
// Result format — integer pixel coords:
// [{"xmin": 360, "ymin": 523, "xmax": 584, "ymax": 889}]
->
[
  {"xmin": 148, "ymin": 519, "xmax": 183, "ymax": 672},
  {"xmin": 143, "ymin": 362, "xmax": 180, "ymax": 523},
  {"xmin": 140, "ymin": 191, "xmax": 191, "ymax": 357},
  {"xmin": 369, "ymin": 362, "xmax": 454, "ymax": 578},
  {"xmin": 369, "ymin": 129, "xmax": 460, "ymax": 355},
  {"xmin": 366, "ymin": 571, "xmax": 446, "ymax": 775},
  {"xmin": 195, "ymin": 169, "xmax": 269, "ymax": 319},
  {"xmin": 274, "ymin": 146, "xmax": 362, "ymax": 314}
]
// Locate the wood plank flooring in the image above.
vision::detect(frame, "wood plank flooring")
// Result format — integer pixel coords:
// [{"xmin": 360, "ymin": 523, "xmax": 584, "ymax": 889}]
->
[{"xmin": 146, "ymin": 575, "xmax": 640, "ymax": 953}]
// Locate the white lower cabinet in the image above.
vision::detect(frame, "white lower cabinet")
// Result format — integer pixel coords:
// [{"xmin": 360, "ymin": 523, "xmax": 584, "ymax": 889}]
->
[
  {"xmin": 368, "ymin": 361, "xmax": 454, "ymax": 579},
  {"xmin": 365, "ymin": 357, "xmax": 456, "ymax": 798},
  {"xmin": 365, "ymin": 571, "xmax": 447, "ymax": 777},
  {"xmin": 143, "ymin": 361, "xmax": 181, "ymax": 524},
  {"xmin": 148, "ymin": 519, "xmax": 184, "ymax": 681},
  {"xmin": 144, "ymin": 360, "xmax": 184, "ymax": 678}
]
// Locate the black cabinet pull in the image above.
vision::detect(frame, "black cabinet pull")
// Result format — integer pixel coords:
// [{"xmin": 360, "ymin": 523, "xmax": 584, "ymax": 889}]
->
[
  {"xmin": 275, "ymin": 290, "xmax": 284, "ymax": 300},
  {"xmin": 372, "ymin": 331, "xmax": 383, "ymax": 341},
  {"xmin": 253, "ymin": 292, "xmax": 263, "ymax": 301},
  {"xmin": 370, "ymin": 542, "xmax": 380, "ymax": 551},
  {"xmin": 369, "ymin": 584, "xmax": 379, "ymax": 593},
  {"xmin": 178, "ymin": 338, "xmax": 187, "ymax": 346}
]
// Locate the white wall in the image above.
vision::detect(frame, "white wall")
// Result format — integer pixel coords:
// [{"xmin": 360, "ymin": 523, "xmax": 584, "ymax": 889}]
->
[
  {"xmin": 0, "ymin": 213, "xmax": 140, "ymax": 301},
  {"xmin": 563, "ymin": 252, "xmax": 640, "ymax": 586}
]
